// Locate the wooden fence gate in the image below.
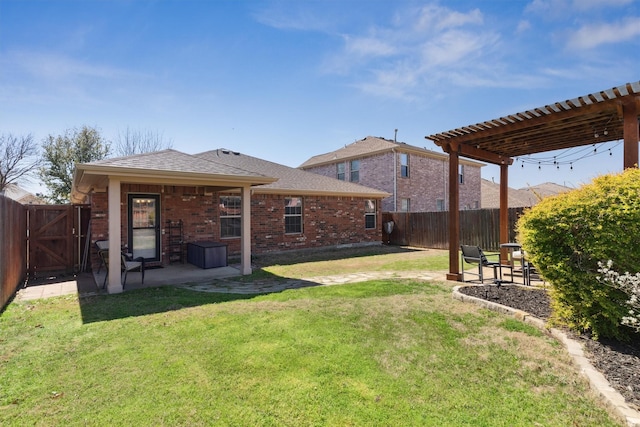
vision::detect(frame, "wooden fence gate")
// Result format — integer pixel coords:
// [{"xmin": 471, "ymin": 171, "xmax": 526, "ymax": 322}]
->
[{"xmin": 26, "ymin": 204, "xmax": 91, "ymax": 278}]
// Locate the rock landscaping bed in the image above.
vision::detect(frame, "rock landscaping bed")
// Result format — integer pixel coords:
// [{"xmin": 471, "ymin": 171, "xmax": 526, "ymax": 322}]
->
[{"xmin": 458, "ymin": 284, "xmax": 640, "ymax": 411}]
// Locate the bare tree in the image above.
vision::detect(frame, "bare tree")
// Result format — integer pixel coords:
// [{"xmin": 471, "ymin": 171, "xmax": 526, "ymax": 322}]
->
[
  {"xmin": 0, "ymin": 133, "xmax": 42, "ymax": 192},
  {"xmin": 114, "ymin": 127, "xmax": 173, "ymax": 157}
]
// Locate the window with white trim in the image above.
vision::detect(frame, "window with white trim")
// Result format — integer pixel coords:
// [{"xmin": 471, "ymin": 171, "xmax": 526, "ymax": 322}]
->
[
  {"xmin": 220, "ymin": 196, "xmax": 241, "ymax": 238},
  {"xmin": 459, "ymin": 164, "xmax": 465, "ymax": 184},
  {"xmin": 400, "ymin": 198, "xmax": 410, "ymax": 212},
  {"xmin": 350, "ymin": 159, "xmax": 360, "ymax": 182},
  {"xmin": 285, "ymin": 197, "xmax": 303, "ymax": 234},
  {"xmin": 400, "ymin": 153, "xmax": 409, "ymax": 178},
  {"xmin": 337, "ymin": 163, "xmax": 345, "ymax": 180},
  {"xmin": 365, "ymin": 199, "xmax": 376, "ymax": 229},
  {"xmin": 436, "ymin": 198, "xmax": 445, "ymax": 211}
]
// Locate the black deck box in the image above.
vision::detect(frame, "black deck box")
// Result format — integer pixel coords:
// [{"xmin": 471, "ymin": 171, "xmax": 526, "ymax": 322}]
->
[{"xmin": 187, "ymin": 242, "xmax": 228, "ymax": 269}]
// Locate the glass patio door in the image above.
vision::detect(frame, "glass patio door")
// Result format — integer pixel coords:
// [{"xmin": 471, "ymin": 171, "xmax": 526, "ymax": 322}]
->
[{"xmin": 128, "ymin": 194, "xmax": 161, "ymax": 262}]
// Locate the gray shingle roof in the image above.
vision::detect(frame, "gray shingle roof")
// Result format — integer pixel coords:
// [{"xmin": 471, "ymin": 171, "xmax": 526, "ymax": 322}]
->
[
  {"xmin": 299, "ymin": 136, "xmax": 455, "ymax": 168},
  {"xmin": 89, "ymin": 149, "xmax": 267, "ymax": 178},
  {"xmin": 196, "ymin": 149, "xmax": 390, "ymax": 197},
  {"xmin": 481, "ymin": 179, "xmax": 572, "ymax": 208}
]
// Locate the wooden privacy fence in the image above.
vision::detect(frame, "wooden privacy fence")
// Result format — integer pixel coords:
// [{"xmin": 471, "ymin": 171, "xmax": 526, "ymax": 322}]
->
[
  {"xmin": 0, "ymin": 200, "xmax": 91, "ymax": 312},
  {"xmin": 382, "ymin": 208, "xmax": 526, "ymax": 251},
  {"xmin": 0, "ymin": 195, "xmax": 27, "ymax": 310}
]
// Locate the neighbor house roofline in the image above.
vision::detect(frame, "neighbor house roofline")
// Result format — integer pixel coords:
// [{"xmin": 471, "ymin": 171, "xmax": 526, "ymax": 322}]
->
[{"xmin": 298, "ymin": 136, "xmax": 485, "ymax": 169}]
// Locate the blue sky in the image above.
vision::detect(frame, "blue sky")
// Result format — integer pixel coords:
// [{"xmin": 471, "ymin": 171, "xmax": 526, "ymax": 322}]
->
[{"xmin": 2, "ymin": 0, "xmax": 639, "ymax": 193}]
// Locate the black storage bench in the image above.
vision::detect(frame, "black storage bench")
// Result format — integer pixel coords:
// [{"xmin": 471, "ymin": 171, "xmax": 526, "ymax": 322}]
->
[{"xmin": 187, "ymin": 242, "xmax": 228, "ymax": 269}]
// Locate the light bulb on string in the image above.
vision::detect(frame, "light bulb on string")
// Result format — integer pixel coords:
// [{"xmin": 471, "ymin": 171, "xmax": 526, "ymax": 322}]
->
[{"xmin": 570, "ymin": 163, "xmax": 573, "ymax": 170}]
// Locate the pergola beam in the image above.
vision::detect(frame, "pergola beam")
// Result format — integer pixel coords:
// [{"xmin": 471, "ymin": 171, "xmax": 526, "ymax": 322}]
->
[{"xmin": 439, "ymin": 141, "xmax": 513, "ymax": 165}]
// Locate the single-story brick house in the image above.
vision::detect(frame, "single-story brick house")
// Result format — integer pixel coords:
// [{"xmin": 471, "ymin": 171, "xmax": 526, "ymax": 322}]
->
[{"xmin": 71, "ymin": 149, "xmax": 390, "ymax": 293}]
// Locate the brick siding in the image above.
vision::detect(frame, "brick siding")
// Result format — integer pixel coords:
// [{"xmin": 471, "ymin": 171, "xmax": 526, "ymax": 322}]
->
[
  {"xmin": 90, "ymin": 184, "xmax": 382, "ymax": 271},
  {"xmin": 302, "ymin": 151, "xmax": 481, "ymax": 212}
]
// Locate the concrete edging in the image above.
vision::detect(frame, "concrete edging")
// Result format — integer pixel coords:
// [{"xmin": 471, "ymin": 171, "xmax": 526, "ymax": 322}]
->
[{"xmin": 452, "ymin": 285, "xmax": 640, "ymax": 427}]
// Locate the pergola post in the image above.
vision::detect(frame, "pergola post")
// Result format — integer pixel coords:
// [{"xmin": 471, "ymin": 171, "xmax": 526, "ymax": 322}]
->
[
  {"xmin": 623, "ymin": 101, "xmax": 639, "ymax": 169},
  {"xmin": 446, "ymin": 144, "xmax": 461, "ymax": 281},
  {"xmin": 499, "ymin": 164, "xmax": 509, "ymax": 261}
]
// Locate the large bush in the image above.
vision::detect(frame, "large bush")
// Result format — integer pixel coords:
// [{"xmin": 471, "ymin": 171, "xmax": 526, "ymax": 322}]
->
[{"xmin": 517, "ymin": 168, "xmax": 640, "ymax": 340}]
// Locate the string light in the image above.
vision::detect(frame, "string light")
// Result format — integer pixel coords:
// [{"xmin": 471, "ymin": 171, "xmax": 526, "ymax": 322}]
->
[{"xmin": 517, "ymin": 140, "xmax": 621, "ymax": 171}]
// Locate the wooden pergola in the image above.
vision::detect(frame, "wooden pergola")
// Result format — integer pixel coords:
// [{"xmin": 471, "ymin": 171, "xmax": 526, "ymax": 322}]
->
[{"xmin": 425, "ymin": 81, "xmax": 640, "ymax": 281}]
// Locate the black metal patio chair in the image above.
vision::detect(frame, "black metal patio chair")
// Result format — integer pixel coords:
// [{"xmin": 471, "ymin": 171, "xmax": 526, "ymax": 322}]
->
[
  {"xmin": 100, "ymin": 250, "xmax": 144, "ymax": 289},
  {"xmin": 460, "ymin": 245, "xmax": 503, "ymax": 284}
]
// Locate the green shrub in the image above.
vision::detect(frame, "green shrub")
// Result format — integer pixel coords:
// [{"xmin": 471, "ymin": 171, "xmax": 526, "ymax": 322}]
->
[{"xmin": 517, "ymin": 168, "xmax": 640, "ymax": 340}]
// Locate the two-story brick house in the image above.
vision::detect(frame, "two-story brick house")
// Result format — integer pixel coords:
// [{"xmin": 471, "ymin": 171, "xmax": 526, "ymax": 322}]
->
[{"xmin": 299, "ymin": 136, "xmax": 484, "ymax": 212}]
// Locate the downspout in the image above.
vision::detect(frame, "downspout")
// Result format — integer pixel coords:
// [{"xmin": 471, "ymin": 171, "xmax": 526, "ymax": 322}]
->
[{"xmin": 392, "ymin": 148, "xmax": 397, "ymax": 211}]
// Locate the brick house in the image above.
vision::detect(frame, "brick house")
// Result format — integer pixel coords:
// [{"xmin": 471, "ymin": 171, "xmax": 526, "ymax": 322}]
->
[
  {"xmin": 299, "ymin": 136, "xmax": 484, "ymax": 212},
  {"xmin": 71, "ymin": 149, "xmax": 389, "ymax": 293}
]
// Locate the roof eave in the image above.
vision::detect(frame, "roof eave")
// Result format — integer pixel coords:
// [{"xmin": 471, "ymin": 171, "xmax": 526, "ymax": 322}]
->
[
  {"xmin": 300, "ymin": 145, "xmax": 484, "ymax": 169},
  {"xmin": 71, "ymin": 163, "xmax": 278, "ymax": 203},
  {"xmin": 75, "ymin": 163, "xmax": 276, "ymax": 184},
  {"xmin": 250, "ymin": 187, "xmax": 391, "ymax": 198}
]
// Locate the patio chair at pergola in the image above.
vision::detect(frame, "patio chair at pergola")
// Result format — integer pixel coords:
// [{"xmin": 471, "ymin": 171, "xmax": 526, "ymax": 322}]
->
[{"xmin": 425, "ymin": 81, "xmax": 640, "ymax": 281}]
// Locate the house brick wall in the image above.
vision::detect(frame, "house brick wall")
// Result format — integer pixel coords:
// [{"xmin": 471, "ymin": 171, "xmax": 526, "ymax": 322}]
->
[
  {"xmin": 251, "ymin": 193, "xmax": 381, "ymax": 253},
  {"xmin": 90, "ymin": 184, "xmax": 382, "ymax": 271},
  {"xmin": 302, "ymin": 150, "xmax": 482, "ymax": 212}
]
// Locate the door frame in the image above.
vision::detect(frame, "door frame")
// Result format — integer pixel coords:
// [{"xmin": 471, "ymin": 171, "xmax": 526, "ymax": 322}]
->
[{"xmin": 127, "ymin": 193, "xmax": 161, "ymax": 262}]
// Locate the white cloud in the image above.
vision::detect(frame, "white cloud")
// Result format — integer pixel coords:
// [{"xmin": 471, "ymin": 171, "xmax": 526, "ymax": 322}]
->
[
  {"xmin": 321, "ymin": 3, "xmax": 509, "ymax": 99},
  {"xmin": 526, "ymin": 0, "xmax": 634, "ymax": 16},
  {"xmin": 252, "ymin": 2, "xmax": 336, "ymax": 32},
  {"xmin": 517, "ymin": 20, "xmax": 532, "ymax": 33},
  {"xmin": 0, "ymin": 49, "xmax": 152, "ymax": 109},
  {"xmin": 2, "ymin": 50, "xmax": 137, "ymax": 81},
  {"xmin": 567, "ymin": 17, "xmax": 640, "ymax": 49},
  {"xmin": 572, "ymin": 0, "xmax": 634, "ymax": 10},
  {"xmin": 343, "ymin": 35, "xmax": 397, "ymax": 58},
  {"xmin": 525, "ymin": 0, "xmax": 565, "ymax": 15},
  {"xmin": 413, "ymin": 4, "xmax": 483, "ymax": 32},
  {"xmin": 420, "ymin": 30, "xmax": 497, "ymax": 68}
]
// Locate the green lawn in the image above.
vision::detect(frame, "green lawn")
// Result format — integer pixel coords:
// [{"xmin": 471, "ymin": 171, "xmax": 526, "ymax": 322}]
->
[
  {"xmin": 0, "ymin": 261, "xmax": 621, "ymax": 426},
  {"xmin": 251, "ymin": 245, "xmax": 451, "ymax": 279}
]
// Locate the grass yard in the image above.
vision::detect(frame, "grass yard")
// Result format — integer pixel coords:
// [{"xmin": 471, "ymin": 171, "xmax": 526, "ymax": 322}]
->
[
  {"xmin": 251, "ymin": 245, "xmax": 451, "ymax": 280},
  {"xmin": 1, "ymin": 269, "xmax": 622, "ymax": 426}
]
